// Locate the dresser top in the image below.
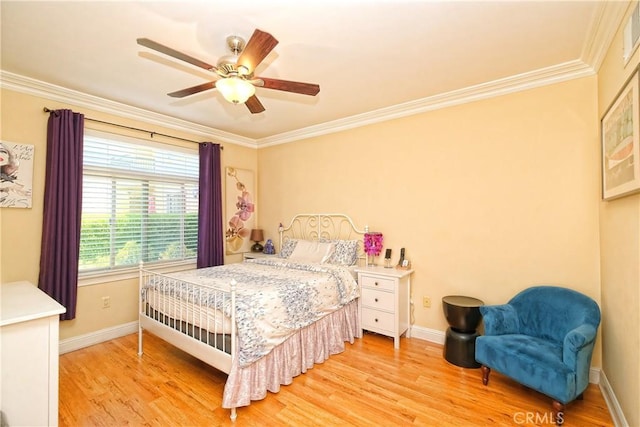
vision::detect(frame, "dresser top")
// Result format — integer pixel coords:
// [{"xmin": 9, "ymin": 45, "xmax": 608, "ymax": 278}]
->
[
  {"xmin": 354, "ymin": 265, "xmax": 414, "ymax": 278},
  {"xmin": 1, "ymin": 281, "xmax": 66, "ymax": 326}
]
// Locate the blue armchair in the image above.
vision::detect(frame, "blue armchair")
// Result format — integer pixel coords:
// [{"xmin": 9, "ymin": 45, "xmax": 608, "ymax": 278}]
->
[{"xmin": 474, "ymin": 286, "xmax": 601, "ymax": 425}]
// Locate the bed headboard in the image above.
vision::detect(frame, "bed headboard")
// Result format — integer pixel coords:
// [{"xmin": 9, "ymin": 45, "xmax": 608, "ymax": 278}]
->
[{"xmin": 278, "ymin": 213, "xmax": 368, "ymax": 258}]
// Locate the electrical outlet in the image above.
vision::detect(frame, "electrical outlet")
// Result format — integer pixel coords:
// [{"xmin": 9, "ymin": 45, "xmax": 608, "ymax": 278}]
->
[
  {"xmin": 101, "ymin": 296, "xmax": 111, "ymax": 309},
  {"xmin": 423, "ymin": 296, "xmax": 431, "ymax": 308}
]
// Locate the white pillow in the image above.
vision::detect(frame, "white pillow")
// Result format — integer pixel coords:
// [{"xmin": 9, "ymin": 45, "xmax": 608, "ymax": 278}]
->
[{"xmin": 287, "ymin": 240, "xmax": 335, "ymax": 264}]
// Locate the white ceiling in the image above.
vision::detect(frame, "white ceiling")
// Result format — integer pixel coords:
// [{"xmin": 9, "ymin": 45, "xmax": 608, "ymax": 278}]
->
[{"xmin": 0, "ymin": 1, "xmax": 626, "ymax": 145}]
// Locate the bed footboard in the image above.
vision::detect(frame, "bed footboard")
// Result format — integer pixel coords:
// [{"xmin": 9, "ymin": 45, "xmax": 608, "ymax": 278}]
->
[{"xmin": 138, "ymin": 262, "xmax": 237, "ymax": 376}]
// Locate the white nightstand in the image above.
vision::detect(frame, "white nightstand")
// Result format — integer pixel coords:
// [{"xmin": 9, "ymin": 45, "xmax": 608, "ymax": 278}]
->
[
  {"xmin": 355, "ymin": 265, "xmax": 414, "ymax": 349},
  {"xmin": 243, "ymin": 252, "xmax": 277, "ymax": 260}
]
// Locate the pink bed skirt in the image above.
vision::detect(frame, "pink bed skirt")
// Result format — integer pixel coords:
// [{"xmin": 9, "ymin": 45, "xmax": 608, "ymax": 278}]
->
[{"xmin": 222, "ymin": 299, "xmax": 361, "ymax": 408}]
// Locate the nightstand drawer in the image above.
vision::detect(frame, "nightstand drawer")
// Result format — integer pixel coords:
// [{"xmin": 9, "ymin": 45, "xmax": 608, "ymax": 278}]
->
[
  {"xmin": 361, "ymin": 288, "xmax": 394, "ymax": 311},
  {"xmin": 362, "ymin": 307, "xmax": 395, "ymax": 332},
  {"xmin": 360, "ymin": 275, "xmax": 395, "ymax": 291}
]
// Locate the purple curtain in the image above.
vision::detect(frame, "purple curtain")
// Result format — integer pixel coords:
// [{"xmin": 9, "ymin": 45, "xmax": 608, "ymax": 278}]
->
[
  {"xmin": 197, "ymin": 142, "xmax": 224, "ymax": 268},
  {"xmin": 38, "ymin": 109, "xmax": 84, "ymax": 320}
]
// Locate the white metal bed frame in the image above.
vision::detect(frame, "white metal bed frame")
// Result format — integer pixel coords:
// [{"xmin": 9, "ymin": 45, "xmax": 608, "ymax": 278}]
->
[
  {"xmin": 279, "ymin": 212, "xmax": 368, "ymax": 255},
  {"xmin": 138, "ymin": 213, "xmax": 366, "ymax": 421}
]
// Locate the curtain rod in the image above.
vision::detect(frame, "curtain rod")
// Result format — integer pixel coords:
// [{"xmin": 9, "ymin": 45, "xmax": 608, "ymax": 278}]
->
[{"xmin": 43, "ymin": 107, "xmax": 222, "ymax": 149}]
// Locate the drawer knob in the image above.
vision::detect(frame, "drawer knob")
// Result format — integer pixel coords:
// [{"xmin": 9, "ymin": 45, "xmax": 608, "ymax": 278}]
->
[
  {"xmin": 374, "ymin": 282, "xmax": 379, "ymax": 286},
  {"xmin": 375, "ymin": 318, "xmax": 379, "ymax": 322},
  {"xmin": 374, "ymin": 298, "xmax": 379, "ymax": 302}
]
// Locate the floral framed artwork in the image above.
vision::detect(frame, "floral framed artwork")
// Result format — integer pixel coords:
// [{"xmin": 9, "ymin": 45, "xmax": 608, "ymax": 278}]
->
[
  {"xmin": 225, "ymin": 167, "xmax": 256, "ymax": 255},
  {"xmin": 601, "ymin": 66, "xmax": 640, "ymax": 200},
  {"xmin": 1, "ymin": 142, "xmax": 34, "ymax": 208}
]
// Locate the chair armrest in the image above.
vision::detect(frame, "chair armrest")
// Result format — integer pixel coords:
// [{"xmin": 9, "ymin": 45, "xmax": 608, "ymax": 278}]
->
[
  {"xmin": 563, "ymin": 324, "xmax": 598, "ymax": 390},
  {"xmin": 564, "ymin": 324, "xmax": 597, "ymax": 352},
  {"xmin": 480, "ymin": 304, "xmax": 519, "ymax": 335}
]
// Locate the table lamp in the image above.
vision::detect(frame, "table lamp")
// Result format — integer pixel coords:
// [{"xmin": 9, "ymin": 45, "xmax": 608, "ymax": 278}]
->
[{"xmin": 250, "ymin": 229, "xmax": 264, "ymax": 252}]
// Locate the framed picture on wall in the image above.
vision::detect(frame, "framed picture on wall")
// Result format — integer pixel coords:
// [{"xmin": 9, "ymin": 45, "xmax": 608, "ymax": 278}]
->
[
  {"xmin": 1, "ymin": 142, "xmax": 34, "ymax": 208},
  {"xmin": 601, "ymin": 66, "xmax": 640, "ymax": 200}
]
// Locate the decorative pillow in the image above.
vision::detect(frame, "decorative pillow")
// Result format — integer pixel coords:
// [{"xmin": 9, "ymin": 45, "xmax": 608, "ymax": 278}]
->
[
  {"xmin": 287, "ymin": 240, "xmax": 335, "ymax": 264},
  {"xmin": 321, "ymin": 239, "xmax": 359, "ymax": 266},
  {"xmin": 279, "ymin": 239, "xmax": 298, "ymax": 258}
]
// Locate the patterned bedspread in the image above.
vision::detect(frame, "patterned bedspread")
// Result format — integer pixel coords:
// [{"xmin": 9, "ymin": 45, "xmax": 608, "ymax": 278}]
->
[{"xmin": 141, "ymin": 258, "xmax": 359, "ymax": 367}]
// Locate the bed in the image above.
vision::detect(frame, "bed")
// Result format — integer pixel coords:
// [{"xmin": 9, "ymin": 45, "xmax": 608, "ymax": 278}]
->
[{"xmin": 138, "ymin": 213, "xmax": 367, "ymax": 420}]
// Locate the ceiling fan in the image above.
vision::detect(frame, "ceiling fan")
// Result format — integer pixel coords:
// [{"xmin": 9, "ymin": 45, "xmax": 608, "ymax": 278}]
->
[{"xmin": 137, "ymin": 29, "xmax": 320, "ymax": 114}]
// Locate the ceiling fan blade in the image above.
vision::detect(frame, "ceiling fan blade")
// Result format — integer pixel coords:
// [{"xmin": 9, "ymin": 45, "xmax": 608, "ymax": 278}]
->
[
  {"xmin": 245, "ymin": 95, "xmax": 266, "ymax": 114},
  {"xmin": 137, "ymin": 38, "xmax": 214, "ymax": 71},
  {"xmin": 168, "ymin": 81, "xmax": 216, "ymax": 98},
  {"xmin": 237, "ymin": 30, "xmax": 278, "ymax": 74},
  {"xmin": 258, "ymin": 77, "xmax": 320, "ymax": 96}
]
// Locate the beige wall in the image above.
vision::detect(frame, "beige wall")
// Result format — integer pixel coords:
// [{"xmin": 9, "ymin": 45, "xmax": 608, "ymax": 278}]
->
[
  {"xmin": 259, "ymin": 76, "xmax": 602, "ymax": 362},
  {"xmin": 0, "ymin": 88, "xmax": 257, "ymax": 340},
  {"xmin": 3, "ymin": 25, "xmax": 635, "ymax": 422},
  {"xmin": 597, "ymin": 3, "xmax": 640, "ymax": 426}
]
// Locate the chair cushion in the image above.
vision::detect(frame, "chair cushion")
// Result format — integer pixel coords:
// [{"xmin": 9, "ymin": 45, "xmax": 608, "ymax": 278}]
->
[{"xmin": 475, "ymin": 334, "xmax": 576, "ymax": 403}]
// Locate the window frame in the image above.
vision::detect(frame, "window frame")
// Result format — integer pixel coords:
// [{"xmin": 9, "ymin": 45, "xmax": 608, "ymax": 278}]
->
[{"xmin": 78, "ymin": 129, "xmax": 199, "ymax": 286}]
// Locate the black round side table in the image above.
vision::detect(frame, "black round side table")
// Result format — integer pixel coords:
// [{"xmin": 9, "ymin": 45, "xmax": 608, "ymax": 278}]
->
[{"xmin": 442, "ymin": 295, "xmax": 484, "ymax": 368}]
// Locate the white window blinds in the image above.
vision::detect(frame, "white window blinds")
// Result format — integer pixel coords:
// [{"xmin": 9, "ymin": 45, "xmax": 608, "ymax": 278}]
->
[{"xmin": 79, "ymin": 132, "xmax": 199, "ymax": 274}]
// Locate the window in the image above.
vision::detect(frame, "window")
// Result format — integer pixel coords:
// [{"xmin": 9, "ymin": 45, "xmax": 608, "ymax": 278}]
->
[{"xmin": 79, "ymin": 131, "xmax": 199, "ymax": 275}]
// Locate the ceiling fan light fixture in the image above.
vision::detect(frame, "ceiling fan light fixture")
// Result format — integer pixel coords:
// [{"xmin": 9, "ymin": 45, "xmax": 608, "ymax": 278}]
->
[
  {"xmin": 138, "ymin": 29, "xmax": 318, "ymax": 114},
  {"xmin": 237, "ymin": 64, "xmax": 250, "ymax": 76},
  {"xmin": 216, "ymin": 77, "xmax": 255, "ymax": 104}
]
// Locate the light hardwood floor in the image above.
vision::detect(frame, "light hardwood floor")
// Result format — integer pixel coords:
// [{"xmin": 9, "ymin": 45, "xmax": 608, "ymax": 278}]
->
[{"xmin": 59, "ymin": 331, "xmax": 613, "ymax": 426}]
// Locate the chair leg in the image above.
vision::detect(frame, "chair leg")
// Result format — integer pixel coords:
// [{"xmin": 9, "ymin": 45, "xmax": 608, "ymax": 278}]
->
[
  {"xmin": 481, "ymin": 365, "xmax": 491, "ymax": 385},
  {"xmin": 552, "ymin": 400, "xmax": 565, "ymax": 425}
]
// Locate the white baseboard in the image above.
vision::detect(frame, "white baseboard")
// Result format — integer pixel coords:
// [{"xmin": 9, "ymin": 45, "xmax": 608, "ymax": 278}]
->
[
  {"xmin": 410, "ymin": 325, "xmax": 446, "ymax": 345},
  {"xmin": 598, "ymin": 370, "xmax": 628, "ymax": 427},
  {"xmin": 588, "ymin": 366, "xmax": 600, "ymax": 385},
  {"xmin": 59, "ymin": 320, "xmax": 139, "ymax": 354}
]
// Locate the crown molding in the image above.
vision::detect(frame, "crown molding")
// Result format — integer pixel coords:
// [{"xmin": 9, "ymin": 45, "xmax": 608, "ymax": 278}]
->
[
  {"xmin": 256, "ymin": 60, "xmax": 596, "ymax": 148},
  {"xmin": 1, "ymin": 59, "xmax": 597, "ymax": 151},
  {"xmin": 0, "ymin": 71, "xmax": 257, "ymax": 148},
  {"xmin": 581, "ymin": 0, "xmax": 630, "ymax": 71}
]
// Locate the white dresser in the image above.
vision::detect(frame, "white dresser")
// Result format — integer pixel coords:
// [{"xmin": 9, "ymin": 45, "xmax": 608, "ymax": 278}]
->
[
  {"xmin": 1, "ymin": 281, "xmax": 66, "ymax": 427},
  {"xmin": 355, "ymin": 266, "xmax": 414, "ymax": 349}
]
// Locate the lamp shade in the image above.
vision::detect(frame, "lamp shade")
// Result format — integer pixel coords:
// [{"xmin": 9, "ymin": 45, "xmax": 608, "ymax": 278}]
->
[
  {"xmin": 250, "ymin": 229, "xmax": 264, "ymax": 242},
  {"xmin": 215, "ymin": 77, "xmax": 256, "ymax": 104},
  {"xmin": 363, "ymin": 232, "xmax": 383, "ymax": 256},
  {"xmin": 250, "ymin": 229, "xmax": 264, "ymax": 253}
]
